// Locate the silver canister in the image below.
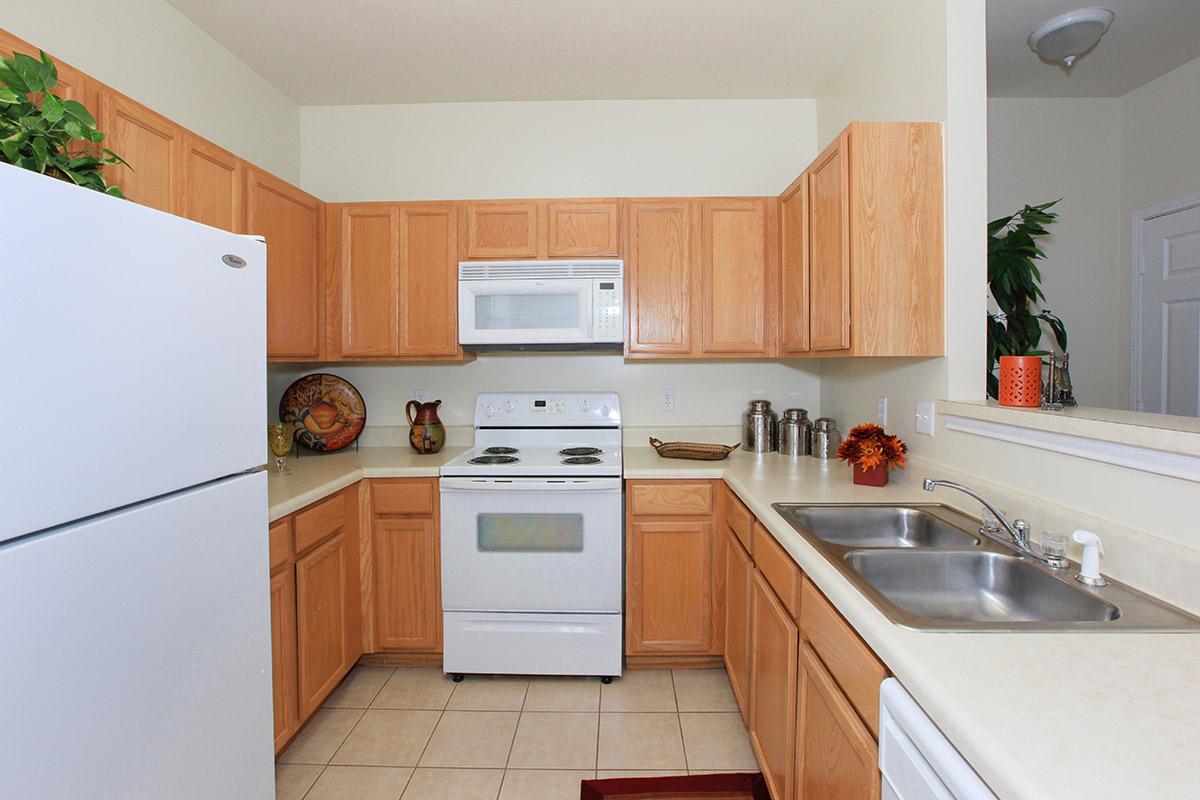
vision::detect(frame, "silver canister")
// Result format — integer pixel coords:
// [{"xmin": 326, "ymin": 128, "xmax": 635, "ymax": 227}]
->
[
  {"xmin": 811, "ymin": 417, "xmax": 841, "ymax": 459},
  {"xmin": 742, "ymin": 399, "xmax": 778, "ymax": 452},
  {"xmin": 778, "ymin": 408, "xmax": 813, "ymax": 457}
]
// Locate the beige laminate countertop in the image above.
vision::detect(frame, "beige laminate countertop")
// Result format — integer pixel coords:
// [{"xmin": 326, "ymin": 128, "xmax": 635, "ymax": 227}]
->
[{"xmin": 270, "ymin": 445, "xmax": 1200, "ymax": 800}]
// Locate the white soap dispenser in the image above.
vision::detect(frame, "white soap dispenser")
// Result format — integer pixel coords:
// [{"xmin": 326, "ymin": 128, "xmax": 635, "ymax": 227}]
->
[{"xmin": 1072, "ymin": 529, "xmax": 1108, "ymax": 587}]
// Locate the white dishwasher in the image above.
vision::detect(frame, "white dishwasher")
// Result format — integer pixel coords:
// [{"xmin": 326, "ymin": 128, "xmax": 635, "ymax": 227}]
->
[{"xmin": 879, "ymin": 679, "xmax": 999, "ymax": 800}]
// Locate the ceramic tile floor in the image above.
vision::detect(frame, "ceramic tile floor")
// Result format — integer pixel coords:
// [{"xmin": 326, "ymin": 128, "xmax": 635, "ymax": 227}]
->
[{"xmin": 276, "ymin": 666, "xmax": 759, "ymax": 800}]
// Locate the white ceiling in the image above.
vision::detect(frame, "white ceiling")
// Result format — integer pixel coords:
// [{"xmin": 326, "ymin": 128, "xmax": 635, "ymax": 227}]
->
[
  {"xmin": 987, "ymin": 0, "xmax": 1200, "ymax": 97},
  {"xmin": 164, "ymin": 0, "xmax": 879, "ymax": 105}
]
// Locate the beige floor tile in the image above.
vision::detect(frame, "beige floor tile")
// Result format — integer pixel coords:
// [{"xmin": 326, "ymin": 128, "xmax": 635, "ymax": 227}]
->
[
  {"xmin": 523, "ymin": 677, "xmax": 601, "ymax": 711},
  {"xmin": 679, "ymin": 713, "xmax": 758, "ymax": 771},
  {"xmin": 671, "ymin": 669, "xmax": 740, "ymax": 712},
  {"xmin": 324, "ymin": 666, "xmax": 395, "ymax": 709},
  {"xmin": 507, "ymin": 712, "xmax": 598, "ymax": 769},
  {"xmin": 401, "ymin": 768, "xmax": 504, "ymax": 800},
  {"xmin": 600, "ymin": 670, "xmax": 677, "ymax": 712},
  {"xmin": 447, "ymin": 676, "xmax": 529, "ymax": 711},
  {"xmin": 277, "ymin": 708, "xmax": 364, "ymax": 765},
  {"xmin": 419, "ymin": 711, "xmax": 520, "ymax": 768},
  {"xmin": 595, "ymin": 770, "xmax": 689, "ymax": 778},
  {"xmin": 499, "ymin": 769, "xmax": 595, "ymax": 800},
  {"xmin": 330, "ymin": 709, "xmax": 441, "ymax": 767},
  {"xmin": 597, "ymin": 713, "xmax": 686, "ymax": 770},
  {"xmin": 274, "ymin": 763, "xmax": 323, "ymax": 800},
  {"xmin": 373, "ymin": 668, "xmax": 456, "ymax": 710},
  {"xmin": 305, "ymin": 766, "xmax": 414, "ymax": 800}
]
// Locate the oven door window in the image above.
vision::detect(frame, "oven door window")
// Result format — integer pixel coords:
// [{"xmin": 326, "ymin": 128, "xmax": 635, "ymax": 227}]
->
[
  {"xmin": 474, "ymin": 293, "xmax": 582, "ymax": 330},
  {"xmin": 476, "ymin": 513, "xmax": 584, "ymax": 552}
]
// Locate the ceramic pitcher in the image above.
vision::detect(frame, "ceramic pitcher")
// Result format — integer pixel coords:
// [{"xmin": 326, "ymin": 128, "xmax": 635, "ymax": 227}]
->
[{"xmin": 406, "ymin": 399, "xmax": 446, "ymax": 454}]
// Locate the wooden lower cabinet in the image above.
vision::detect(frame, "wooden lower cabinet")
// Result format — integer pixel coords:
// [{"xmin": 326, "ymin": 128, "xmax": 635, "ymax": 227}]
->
[
  {"xmin": 749, "ymin": 569, "xmax": 799, "ymax": 800},
  {"xmin": 724, "ymin": 524, "xmax": 754, "ymax": 722},
  {"xmin": 374, "ymin": 517, "xmax": 442, "ymax": 651},
  {"xmin": 796, "ymin": 643, "xmax": 880, "ymax": 800},
  {"xmin": 269, "ymin": 567, "xmax": 298, "ymax": 752},
  {"xmin": 295, "ymin": 531, "xmax": 357, "ymax": 719}
]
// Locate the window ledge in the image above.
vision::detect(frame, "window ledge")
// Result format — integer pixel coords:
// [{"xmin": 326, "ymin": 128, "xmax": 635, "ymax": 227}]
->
[{"xmin": 937, "ymin": 400, "xmax": 1200, "ymax": 482}]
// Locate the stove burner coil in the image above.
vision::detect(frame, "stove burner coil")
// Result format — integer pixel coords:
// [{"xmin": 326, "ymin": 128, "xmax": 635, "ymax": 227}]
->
[
  {"xmin": 483, "ymin": 447, "xmax": 519, "ymax": 455},
  {"xmin": 562, "ymin": 456, "xmax": 603, "ymax": 465},
  {"xmin": 468, "ymin": 455, "xmax": 520, "ymax": 465},
  {"xmin": 558, "ymin": 447, "xmax": 603, "ymax": 457}
]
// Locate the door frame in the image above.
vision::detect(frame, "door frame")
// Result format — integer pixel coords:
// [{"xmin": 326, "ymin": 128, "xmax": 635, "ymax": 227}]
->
[{"xmin": 1130, "ymin": 191, "xmax": 1200, "ymax": 412}]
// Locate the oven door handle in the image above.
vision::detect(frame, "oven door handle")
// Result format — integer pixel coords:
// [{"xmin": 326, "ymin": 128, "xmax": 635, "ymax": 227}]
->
[{"xmin": 439, "ymin": 477, "xmax": 622, "ymax": 492}]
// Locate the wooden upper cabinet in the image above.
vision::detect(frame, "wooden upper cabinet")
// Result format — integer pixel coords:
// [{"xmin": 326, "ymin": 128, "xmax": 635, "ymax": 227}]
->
[
  {"xmin": 0, "ymin": 30, "xmax": 94, "ymax": 108},
  {"xmin": 778, "ymin": 173, "xmax": 810, "ymax": 355},
  {"xmin": 547, "ymin": 200, "xmax": 620, "ymax": 257},
  {"xmin": 625, "ymin": 199, "xmax": 697, "ymax": 356},
  {"xmin": 246, "ymin": 169, "xmax": 323, "ymax": 360},
  {"xmin": 332, "ymin": 204, "xmax": 399, "ymax": 358},
  {"xmin": 796, "ymin": 643, "xmax": 880, "ymax": 800},
  {"xmin": 397, "ymin": 204, "xmax": 459, "ymax": 356},
  {"xmin": 464, "ymin": 201, "xmax": 539, "ymax": 258},
  {"xmin": 807, "ymin": 130, "xmax": 852, "ymax": 352},
  {"xmin": 180, "ymin": 134, "xmax": 245, "ymax": 232},
  {"xmin": 98, "ymin": 90, "xmax": 184, "ymax": 214},
  {"xmin": 701, "ymin": 198, "xmax": 775, "ymax": 355}
]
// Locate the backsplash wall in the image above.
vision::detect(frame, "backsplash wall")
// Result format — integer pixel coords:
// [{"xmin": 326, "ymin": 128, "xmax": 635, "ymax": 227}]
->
[{"xmin": 269, "ymin": 355, "xmax": 821, "ymax": 432}]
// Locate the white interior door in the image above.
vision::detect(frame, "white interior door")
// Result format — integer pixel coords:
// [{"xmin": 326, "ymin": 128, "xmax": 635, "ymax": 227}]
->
[{"xmin": 1134, "ymin": 196, "xmax": 1200, "ymax": 415}]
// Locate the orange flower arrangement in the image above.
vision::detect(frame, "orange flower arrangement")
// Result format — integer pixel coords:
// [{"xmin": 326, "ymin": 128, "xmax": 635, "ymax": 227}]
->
[{"xmin": 837, "ymin": 423, "xmax": 907, "ymax": 473}]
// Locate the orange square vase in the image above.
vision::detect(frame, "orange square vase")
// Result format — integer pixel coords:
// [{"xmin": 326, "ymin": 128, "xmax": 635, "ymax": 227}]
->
[
  {"xmin": 852, "ymin": 463, "xmax": 889, "ymax": 487},
  {"xmin": 998, "ymin": 355, "xmax": 1043, "ymax": 407}
]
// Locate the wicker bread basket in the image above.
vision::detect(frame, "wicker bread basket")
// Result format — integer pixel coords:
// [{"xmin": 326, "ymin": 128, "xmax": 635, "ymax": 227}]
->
[{"xmin": 648, "ymin": 437, "xmax": 740, "ymax": 461}]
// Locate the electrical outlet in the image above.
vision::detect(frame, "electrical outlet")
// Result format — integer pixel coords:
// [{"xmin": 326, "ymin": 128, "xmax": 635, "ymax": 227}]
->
[
  {"xmin": 660, "ymin": 389, "xmax": 675, "ymax": 412},
  {"xmin": 915, "ymin": 401, "xmax": 936, "ymax": 436},
  {"xmin": 876, "ymin": 396, "xmax": 889, "ymax": 427},
  {"xmin": 414, "ymin": 389, "xmax": 429, "ymax": 404}
]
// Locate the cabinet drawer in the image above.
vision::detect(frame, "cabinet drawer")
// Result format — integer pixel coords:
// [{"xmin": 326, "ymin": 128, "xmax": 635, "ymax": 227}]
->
[
  {"xmin": 293, "ymin": 493, "xmax": 346, "ymax": 554},
  {"xmin": 629, "ymin": 481, "xmax": 714, "ymax": 516},
  {"xmin": 800, "ymin": 576, "xmax": 888, "ymax": 736},
  {"xmin": 372, "ymin": 479, "xmax": 435, "ymax": 516},
  {"xmin": 723, "ymin": 484, "xmax": 753, "ymax": 552},
  {"xmin": 752, "ymin": 522, "xmax": 801, "ymax": 619},
  {"xmin": 269, "ymin": 518, "xmax": 292, "ymax": 573}
]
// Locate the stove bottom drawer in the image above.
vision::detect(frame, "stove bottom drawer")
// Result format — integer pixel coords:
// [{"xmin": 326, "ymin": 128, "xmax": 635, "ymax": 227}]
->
[{"xmin": 443, "ymin": 611, "xmax": 623, "ymax": 678}]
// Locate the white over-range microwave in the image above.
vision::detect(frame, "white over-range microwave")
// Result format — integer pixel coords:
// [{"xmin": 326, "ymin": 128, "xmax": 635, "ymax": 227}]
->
[{"xmin": 457, "ymin": 259, "xmax": 624, "ymax": 350}]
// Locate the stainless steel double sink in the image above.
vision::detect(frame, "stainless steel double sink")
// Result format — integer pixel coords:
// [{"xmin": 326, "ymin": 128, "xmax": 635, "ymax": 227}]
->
[{"xmin": 772, "ymin": 503, "xmax": 1200, "ymax": 631}]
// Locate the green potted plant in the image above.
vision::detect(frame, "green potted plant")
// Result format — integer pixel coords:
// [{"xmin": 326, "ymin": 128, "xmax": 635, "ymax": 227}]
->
[
  {"xmin": 0, "ymin": 49, "xmax": 126, "ymax": 196},
  {"xmin": 987, "ymin": 200, "xmax": 1068, "ymax": 405}
]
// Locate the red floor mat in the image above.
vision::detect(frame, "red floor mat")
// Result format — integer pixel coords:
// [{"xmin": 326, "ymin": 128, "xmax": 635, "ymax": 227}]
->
[{"xmin": 580, "ymin": 772, "xmax": 770, "ymax": 799}]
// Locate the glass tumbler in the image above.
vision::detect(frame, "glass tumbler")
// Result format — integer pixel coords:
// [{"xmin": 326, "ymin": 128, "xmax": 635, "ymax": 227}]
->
[{"xmin": 267, "ymin": 422, "xmax": 293, "ymax": 475}]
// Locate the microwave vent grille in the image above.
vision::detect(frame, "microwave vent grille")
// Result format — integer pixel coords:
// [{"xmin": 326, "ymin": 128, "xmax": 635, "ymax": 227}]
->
[{"xmin": 459, "ymin": 260, "xmax": 623, "ymax": 281}]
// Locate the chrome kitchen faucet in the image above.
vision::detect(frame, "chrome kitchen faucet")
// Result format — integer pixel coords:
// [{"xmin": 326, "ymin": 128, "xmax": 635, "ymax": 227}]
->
[{"xmin": 922, "ymin": 479, "xmax": 1069, "ymax": 569}]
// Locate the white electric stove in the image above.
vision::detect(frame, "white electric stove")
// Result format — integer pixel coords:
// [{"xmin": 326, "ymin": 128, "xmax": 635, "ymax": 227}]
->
[{"xmin": 439, "ymin": 392, "xmax": 623, "ymax": 681}]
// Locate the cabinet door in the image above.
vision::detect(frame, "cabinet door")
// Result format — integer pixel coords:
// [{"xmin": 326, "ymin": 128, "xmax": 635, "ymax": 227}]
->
[
  {"xmin": 796, "ymin": 643, "xmax": 880, "ymax": 800},
  {"xmin": 374, "ymin": 517, "xmax": 442, "ymax": 651},
  {"xmin": 724, "ymin": 525, "xmax": 754, "ymax": 723},
  {"xmin": 626, "ymin": 200, "xmax": 697, "ymax": 356},
  {"xmin": 246, "ymin": 169, "xmax": 323, "ymax": 359},
  {"xmin": 750, "ymin": 570, "xmax": 798, "ymax": 800},
  {"xmin": 180, "ymin": 134, "xmax": 244, "ymax": 232},
  {"xmin": 807, "ymin": 130, "xmax": 851, "ymax": 351},
  {"xmin": 626, "ymin": 518, "xmax": 716, "ymax": 654},
  {"xmin": 464, "ymin": 202, "xmax": 539, "ymax": 258},
  {"xmin": 547, "ymin": 200, "xmax": 620, "ymax": 257},
  {"xmin": 333, "ymin": 205, "xmax": 399, "ymax": 358},
  {"xmin": 701, "ymin": 198, "xmax": 773, "ymax": 355},
  {"xmin": 269, "ymin": 568, "xmax": 298, "ymax": 754},
  {"xmin": 295, "ymin": 532, "xmax": 355, "ymax": 718},
  {"xmin": 778, "ymin": 176, "xmax": 810, "ymax": 354},
  {"xmin": 398, "ymin": 204, "xmax": 459, "ymax": 356},
  {"xmin": 98, "ymin": 90, "xmax": 183, "ymax": 214}
]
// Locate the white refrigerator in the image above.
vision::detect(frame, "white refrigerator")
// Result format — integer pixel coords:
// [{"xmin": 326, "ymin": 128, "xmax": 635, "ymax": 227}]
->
[{"xmin": 0, "ymin": 163, "xmax": 275, "ymax": 799}]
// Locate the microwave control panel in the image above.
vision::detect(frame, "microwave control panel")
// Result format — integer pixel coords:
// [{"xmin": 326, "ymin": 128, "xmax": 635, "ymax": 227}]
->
[{"xmin": 592, "ymin": 279, "xmax": 624, "ymax": 343}]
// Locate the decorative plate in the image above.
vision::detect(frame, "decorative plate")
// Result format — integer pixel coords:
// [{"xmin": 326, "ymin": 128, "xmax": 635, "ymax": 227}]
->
[{"xmin": 279, "ymin": 373, "xmax": 366, "ymax": 452}]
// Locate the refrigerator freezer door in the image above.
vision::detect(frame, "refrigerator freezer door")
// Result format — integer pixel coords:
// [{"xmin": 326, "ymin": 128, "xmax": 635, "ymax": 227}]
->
[
  {"xmin": 0, "ymin": 472, "xmax": 273, "ymax": 800},
  {"xmin": 0, "ymin": 163, "xmax": 266, "ymax": 543}
]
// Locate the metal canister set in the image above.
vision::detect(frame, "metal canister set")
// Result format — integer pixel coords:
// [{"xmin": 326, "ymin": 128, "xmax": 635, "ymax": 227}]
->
[{"xmin": 741, "ymin": 399, "xmax": 840, "ymax": 458}]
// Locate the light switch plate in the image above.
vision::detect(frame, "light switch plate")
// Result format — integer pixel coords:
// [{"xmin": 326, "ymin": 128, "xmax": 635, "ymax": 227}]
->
[
  {"xmin": 876, "ymin": 396, "xmax": 889, "ymax": 427},
  {"xmin": 915, "ymin": 401, "xmax": 936, "ymax": 436},
  {"xmin": 660, "ymin": 389, "xmax": 675, "ymax": 412}
]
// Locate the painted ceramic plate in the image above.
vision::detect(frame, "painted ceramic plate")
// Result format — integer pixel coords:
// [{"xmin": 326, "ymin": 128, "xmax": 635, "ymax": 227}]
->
[{"xmin": 279, "ymin": 373, "xmax": 366, "ymax": 452}]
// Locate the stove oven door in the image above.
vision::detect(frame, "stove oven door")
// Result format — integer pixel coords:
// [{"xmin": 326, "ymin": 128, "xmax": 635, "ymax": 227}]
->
[{"xmin": 439, "ymin": 477, "xmax": 622, "ymax": 613}]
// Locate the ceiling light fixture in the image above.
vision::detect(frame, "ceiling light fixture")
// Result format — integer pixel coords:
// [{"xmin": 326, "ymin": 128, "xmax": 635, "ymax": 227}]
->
[{"xmin": 1027, "ymin": 7, "xmax": 1115, "ymax": 67}]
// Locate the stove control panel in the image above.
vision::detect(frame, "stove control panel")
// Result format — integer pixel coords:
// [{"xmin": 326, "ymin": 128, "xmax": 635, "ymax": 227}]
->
[
  {"xmin": 529, "ymin": 398, "xmax": 566, "ymax": 415},
  {"xmin": 474, "ymin": 392, "xmax": 620, "ymax": 426}
]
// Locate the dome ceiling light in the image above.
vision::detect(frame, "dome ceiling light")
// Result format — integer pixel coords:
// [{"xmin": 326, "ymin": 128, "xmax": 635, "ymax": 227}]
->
[{"xmin": 1027, "ymin": 7, "xmax": 1115, "ymax": 67}]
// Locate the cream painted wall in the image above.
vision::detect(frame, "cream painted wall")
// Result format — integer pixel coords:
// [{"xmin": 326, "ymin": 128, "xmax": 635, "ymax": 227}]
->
[
  {"xmin": 0, "ymin": 0, "xmax": 300, "ymax": 180},
  {"xmin": 987, "ymin": 97, "xmax": 1125, "ymax": 409},
  {"xmin": 298, "ymin": 99, "xmax": 817, "ymax": 200},
  {"xmin": 269, "ymin": 356, "xmax": 821, "ymax": 430}
]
